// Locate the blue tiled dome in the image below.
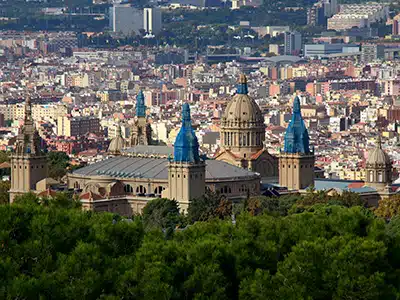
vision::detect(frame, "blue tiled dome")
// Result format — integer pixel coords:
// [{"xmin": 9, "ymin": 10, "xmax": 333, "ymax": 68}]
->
[
  {"xmin": 174, "ymin": 103, "xmax": 200, "ymax": 163},
  {"xmin": 283, "ymin": 96, "xmax": 311, "ymax": 154},
  {"xmin": 136, "ymin": 90, "xmax": 146, "ymax": 117}
]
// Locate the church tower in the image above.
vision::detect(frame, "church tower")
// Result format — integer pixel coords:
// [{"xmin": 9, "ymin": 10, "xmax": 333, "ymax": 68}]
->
[
  {"xmin": 9, "ymin": 97, "xmax": 48, "ymax": 203},
  {"xmin": 129, "ymin": 90, "xmax": 152, "ymax": 146},
  {"xmin": 365, "ymin": 134, "xmax": 392, "ymax": 191},
  {"xmin": 279, "ymin": 96, "xmax": 315, "ymax": 190},
  {"xmin": 215, "ymin": 74, "xmax": 278, "ymax": 178},
  {"xmin": 168, "ymin": 103, "xmax": 205, "ymax": 212}
]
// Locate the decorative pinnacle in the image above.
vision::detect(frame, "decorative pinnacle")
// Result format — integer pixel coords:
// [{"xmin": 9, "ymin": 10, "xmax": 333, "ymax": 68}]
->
[
  {"xmin": 376, "ymin": 134, "xmax": 382, "ymax": 149},
  {"xmin": 238, "ymin": 74, "xmax": 247, "ymax": 84}
]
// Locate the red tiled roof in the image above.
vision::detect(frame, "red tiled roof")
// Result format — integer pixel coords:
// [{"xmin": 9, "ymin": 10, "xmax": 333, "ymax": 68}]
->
[
  {"xmin": 348, "ymin": 182, "xmax": 365, "ymax": 189},
  {"xmin": 0, "ymin": 162, "xmax": 11, "ymax": 169},
  {"xmin": 79, "ymin": 191, "xmax": 103, "ymax": 201},
  {"xmin": 250, "ymin": 149, "xmax": 265, "ymax": 160},
  {"xmin": 37, "ymin": 188, "xmax": 58, "ymax": 198}
]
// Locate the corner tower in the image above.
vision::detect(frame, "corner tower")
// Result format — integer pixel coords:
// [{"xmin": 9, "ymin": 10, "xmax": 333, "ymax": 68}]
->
[
  {"xmin": 215, "ymin": 74, "xmax": 278, "ymax": 178},
  {"xmin": 365, "ymin": 134, "xmax": 392, "ymax": 191},
  {"xmin": 129, "ymin": 90, "xmax": 152, "ymax": 146},
  {"xmin": 168, "ymin": 103, "xmax": 205, "ymax": 212},
  {"xmin": 9, "ymin": 96, "xmax": 48, "ymax": 203},
  {"xmin": 279, "ymin": 96, "xmax": 315, "ymax": 190}
]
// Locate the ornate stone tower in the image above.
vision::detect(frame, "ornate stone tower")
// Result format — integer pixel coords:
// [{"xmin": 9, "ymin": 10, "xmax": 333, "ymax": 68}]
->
[
  {"xmin": 9, "ymin": 97, "xmax": 48, "ymax": 203},
  {"xmin": 215, "ymin": 74, "xmax": 278, "ymax": 178},
  {"xmin": 279, "ymin": 96, "xmax": 315, "ymax": 190},
  {"xmin": 365, "ymin": 134, "xmax": 392, "ymax": 191},
  {"xmin": 168, "ymin": 103, "xmax": 205, "ymax": 212},
  {"xmin": 129, "ymin": 90, "xmax": 152, "ymax": 146}
]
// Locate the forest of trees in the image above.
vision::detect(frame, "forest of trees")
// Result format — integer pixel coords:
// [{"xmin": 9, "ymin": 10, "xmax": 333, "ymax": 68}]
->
[{"xmin": 2, "ymin": 190, "xmax": 400, "ymax": 299}]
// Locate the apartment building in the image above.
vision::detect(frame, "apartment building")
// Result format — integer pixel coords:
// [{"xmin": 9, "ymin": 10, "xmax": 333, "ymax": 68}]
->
[{"xmin": 57, "ymin": 116, "xmax": 100, "ymax": 137}]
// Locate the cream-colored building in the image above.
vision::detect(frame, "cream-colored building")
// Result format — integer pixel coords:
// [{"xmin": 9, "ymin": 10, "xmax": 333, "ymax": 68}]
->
[
  {"xmin": 0, "ymin": 103, "xmax": 67, "ymax": 121},
  {"xmin": 279, "ymin": 96, "xmax": 315, "ymax": 190},
  {"xmin": 215, "ymin": 75, "xmax": 278, "ymax": 179},
  {"xmin": 67, "ymin": 103, "xmax": 261, "ymax": 215},
  {"xmin": 9, "ymin": 97, "xmax": 48, "ymax": 203}
]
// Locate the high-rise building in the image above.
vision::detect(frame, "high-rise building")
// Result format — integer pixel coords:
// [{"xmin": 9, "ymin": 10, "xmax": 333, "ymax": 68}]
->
[
  {"xmin": 284, "ymin": 31, "xmax": 302, "ymax": 56},
  {"xmin": 110, "ymin": 4, "xmax": 144, "ymax": 36},
  {"xmin": 361, "ymin": 44, "xmax": 385, "ymax": 63},
  {"xmin": 57, "ymin": 116, "xmax": 100, "ymax": 137},
  {"xmin": 279, "ymin": 96, "xmax": 315, "ymax": 190},
  {"xmin": 307, "ymin": 3, "xmax": 326, "ymax": 26},
  {"xmin": 393, "ymin": 14, "xmax": 400, "ymax": 35},
  {"xmin": 393, "ymin": 19, "xmax": 399, "ymax": 35},
  {"xmin": 143, "ymin": 7, "xmax": 162, "ymax": 34},
  {"xmin": 9, "ymin": 97, "xmax": 48, "ymax": 203},
  {"xmin": 167, "ymin": 103, "xmax": 206, "ymax": 212}
]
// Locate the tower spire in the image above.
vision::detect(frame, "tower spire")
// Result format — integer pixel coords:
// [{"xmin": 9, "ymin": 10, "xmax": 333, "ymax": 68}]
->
[
  {"xmin": 173, "ymin": 103, "xmax": 200, "ymax": 163},
  {"xmin": 25, "ymin": 96, "xmax": 33, "ymax": 123},
  {"xmin": 283, "ymin": 95, "xmax": 310, "ymax": 154},
  {"xmin": 376, "ymin": 133, "xmax": 382, "ymax": 149},
  {"xmin": 136, "ymin": 90, "xmax": 146, "ymax": 118},
  {"xmin": 236, "ymin": 74, "xmax": 248, "ymax": 95}
]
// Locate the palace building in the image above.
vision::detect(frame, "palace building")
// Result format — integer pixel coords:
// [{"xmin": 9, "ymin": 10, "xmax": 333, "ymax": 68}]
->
[
  {"xmin": 215, "ymin": 74, "xmax": 278, "ymax": 179},
  {"xmin": 68, "ymin": 103, "xmax": 260, "ymax": 215}
]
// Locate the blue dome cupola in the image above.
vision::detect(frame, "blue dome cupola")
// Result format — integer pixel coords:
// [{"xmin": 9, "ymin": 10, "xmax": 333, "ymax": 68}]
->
[
  {"xmin": 173, "ymin": 103, "xmax": 200, "ymax": 163},
  {"xmin": 136, "ymin": 90, "xmax": 146, "ymax": 118},
  {"xmin": 283, "ymin": 96, "xmax": 311, "ymax": 154},
  {"xmin": 236, "ymin": 74, "xmax": 248, "ymax": 95}
]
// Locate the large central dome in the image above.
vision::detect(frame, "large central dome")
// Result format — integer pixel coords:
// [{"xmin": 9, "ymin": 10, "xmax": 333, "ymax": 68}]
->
[
  {"xmin": 222, "ymin": 74, "xmax": 264, "ymax": 125},
  {"xmin": 366, "ymin": 135, "xmax": 391, "ymax": 166},
  {"xmin": 220, "ymin": 74, "xmax": 265, "ymax": 154}
]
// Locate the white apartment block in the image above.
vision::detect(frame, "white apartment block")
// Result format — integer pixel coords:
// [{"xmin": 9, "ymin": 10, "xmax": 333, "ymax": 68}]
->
[
  {"xmin": 327, "ymin": 4, "xmax": 388, "ymax": 31},
  {"xmin": 143, "ymin": 7, "xmax": 162, "ymax": 34}
]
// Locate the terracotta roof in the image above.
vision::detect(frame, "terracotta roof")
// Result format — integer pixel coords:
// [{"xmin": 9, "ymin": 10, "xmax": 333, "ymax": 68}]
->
[
  {"xmin": 37, "ymin": 188, "xmax": 58, "ymax": 198},
  {"xmin": 347, "ymin": 182, "xmax": 365, "ymax": 189},
  {"xmin": 79, "ymin": 191, "xmax": 103, "ymax": 201},
  {"xmin": 0, "ymin": 162, "xmax": 11, "ymax": 169},
  {"xmin": 250, "ymin": 149, "xmax": 265, "ymax": 160}
]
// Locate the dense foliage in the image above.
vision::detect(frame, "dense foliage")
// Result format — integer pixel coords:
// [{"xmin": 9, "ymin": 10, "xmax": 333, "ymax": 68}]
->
[
  {"xmin": 47, "ymin": 151, "xmax": 71, "ymax": 180},
  {"xmin": 2, "ymin": 191, "xmax": 400, "ymax": 299}
]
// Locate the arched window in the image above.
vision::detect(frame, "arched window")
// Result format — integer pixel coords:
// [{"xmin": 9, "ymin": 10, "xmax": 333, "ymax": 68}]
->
[
  {"xmin": 369, "ymin": 171, "xmax": 374, "ymax": 182},
  {"xmin": 136, "ymin": 185, "xmax": 147, "ymax": 194},
  {"xmin": 222, "ymin": 185, "xmax": 232, "ymax": 194},
  {"xmin": 124, "ymin": 184, "xmax": 133, "ymax": 193},
  {"xmin": 378, "ymin": 172, "xmax": 383, "ymax": 182},
  {"xmin": 74, "ymin": 182, "xmax": 80, "ymax": 190},
  {"xmin": 154, "ymin": 186, "xmax": 164, "ymax": 195}
]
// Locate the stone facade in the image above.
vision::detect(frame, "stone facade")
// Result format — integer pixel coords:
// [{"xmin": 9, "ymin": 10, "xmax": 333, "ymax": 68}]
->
[
  {"xmin": 215, "ymin": 74, "xmax": 278, "ymax": 178},
  {"xmin": 279, "ymin": 153, "xmax": 315, "ymax": 190},
  {"xmin": 279, "ymin": 95, "xmax": 315, "ymax": 191},
  {"xmin": 9, "ymin": 97, "xmax": 48, "ymax": 202},
  {"xmin": 365, "ymin": 135, "xmax": 393, "ymax": 191},
  {"xmin": 129, "ymin": 90, "xmax": 152, "ymax": 146}
]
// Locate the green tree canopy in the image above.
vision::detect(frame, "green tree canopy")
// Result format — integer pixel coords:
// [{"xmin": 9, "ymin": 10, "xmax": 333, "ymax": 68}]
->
[{"xmin": 2, "ymin": 193, "xmax": 400, "ymax": 299}]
